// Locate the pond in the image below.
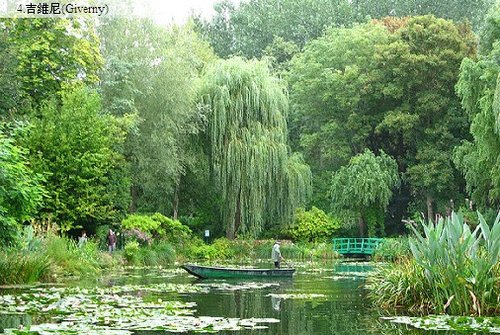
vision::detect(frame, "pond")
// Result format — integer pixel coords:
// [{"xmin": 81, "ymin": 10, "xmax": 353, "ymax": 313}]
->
[{"xmin": 0, "ymin": 261, "xmax": 494, "ymax": 334}]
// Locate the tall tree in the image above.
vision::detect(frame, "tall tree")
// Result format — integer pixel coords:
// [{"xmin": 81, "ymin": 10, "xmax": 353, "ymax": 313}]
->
[
  {"xmin": 24, "ymin": 85, "xmax": 130, "ymax": 232},
  {"xmin": 289, "ymin": 16, "xmax": 476, "ymax": 223},
  {"xmin": 200, "ymin": 57, "xmax": 311, "ymax": 238},
  {"xmin": 288, "ymin": 23, "xmax": 392, "ymax": 210},
  {"xmin": 375, "ymin": 16, "xmax": 476, "ymax": 220},
  {"xmin": 330, "ymin": 150, "xmax": 400, "ymax": 237},
  {"xmin": 0, "ymin": 26, "xmax": 22, "ymax": 118},
  {"xmin": 99, "ymin": 19, "xmax": 215, "ymax": 215},
  {"xmin": 3, "ymin": 18, "xmax": 102, "ymax": 105},
  {"xmin": 454, "ymin": 2, "xmax": 500, "ymax": 209},
  {"xmin": 197, "ymin": 0, "xmax": 491, "ymax": 60}
]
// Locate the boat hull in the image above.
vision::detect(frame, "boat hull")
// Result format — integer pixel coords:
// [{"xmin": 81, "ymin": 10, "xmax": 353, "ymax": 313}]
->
[{"xmin": 182, "ymin": 264, "xmax": 295, "ymax": 279}]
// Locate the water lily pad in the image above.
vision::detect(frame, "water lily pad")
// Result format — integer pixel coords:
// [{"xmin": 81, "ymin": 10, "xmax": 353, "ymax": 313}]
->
[
  {"xmin": 0, "ymin": 281, "xmax": 281, "ymax": 334},
  {"xmin": 382, "ymin": 315, "xmax": 500, "ymax": 333}
]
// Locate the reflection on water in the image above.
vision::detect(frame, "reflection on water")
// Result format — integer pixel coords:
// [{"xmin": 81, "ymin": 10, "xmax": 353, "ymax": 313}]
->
[
  {"xmin": 0, "ymin": 262, "xmax": 490, "ymax": 334},
  {"xmin": 271, "ymin": 295, "xmax": 281, "ymax": 311}
]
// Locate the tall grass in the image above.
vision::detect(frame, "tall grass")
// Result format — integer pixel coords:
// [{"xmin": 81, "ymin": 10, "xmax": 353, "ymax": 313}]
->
[
  {"xmin": 124, "ymin": 240, "xmax": 176, "ymax": 266},
  {"xmin": 0, "ymin": 231, "xmax": 111, "ymax": 285},
  {"xmin": 43, "ymin": 234, "xmax": 101, "ymax": 276},
  {"xmin": 368, "ymin": 212, "xmax": 500, "ymax": 316},
  {"xmin": 0, "ymin": 251, "xmax": 51, "ymax": 285}
]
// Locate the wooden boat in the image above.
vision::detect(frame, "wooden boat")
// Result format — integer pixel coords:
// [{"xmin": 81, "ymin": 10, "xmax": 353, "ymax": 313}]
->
[{"xmin": 181, "ymin": 264, "xmax": 295, "ymax": 279}]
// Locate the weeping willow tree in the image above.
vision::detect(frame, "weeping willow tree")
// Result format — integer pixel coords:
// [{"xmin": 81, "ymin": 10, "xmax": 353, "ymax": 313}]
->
[{"xmin": 201, "ymin": 57, "xmax": 311, "ymax": 238}]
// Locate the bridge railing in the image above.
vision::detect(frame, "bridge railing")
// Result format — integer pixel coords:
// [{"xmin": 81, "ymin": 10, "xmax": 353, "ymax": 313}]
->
[{"xmin": 332, "ymin": 238, "xmax": 384, "ymax": 255}]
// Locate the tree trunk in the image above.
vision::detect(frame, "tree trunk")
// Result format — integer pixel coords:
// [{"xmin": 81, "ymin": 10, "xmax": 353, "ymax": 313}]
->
[
  {"xmin": 426, "ymin": 195, "xmax": 434, "ymax": 223},
  {"xmin": 172, "ymin": 183, "xmax": 179, "ymax": 220},
  {"xmin": 358, "ymin": 216, "xmax": 366, "ymax": 237}
]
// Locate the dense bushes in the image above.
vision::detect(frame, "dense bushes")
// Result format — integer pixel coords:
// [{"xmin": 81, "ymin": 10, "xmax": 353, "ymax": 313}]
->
[
  {"xmin": 121, "ymin": 213, "xmax": 192, "ymax": 244},
  {"xmin": 0, "ymin": 129, "xmax": 45, "ymax": 246},
  {"xmin": 183, "ymin": 238, "xmax": 338, "ymax": 262},
  {"xmin": 368, "ymin": 212, "xmax": 500, "ymax": 316},
  {"xmin": 288, "ymin": 207, "xmax": 340, "ymax": 242}
]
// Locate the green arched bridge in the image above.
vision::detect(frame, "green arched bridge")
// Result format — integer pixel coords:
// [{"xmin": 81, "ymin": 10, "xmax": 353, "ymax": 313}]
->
[{"xmin": 332, "ymin": 238, "xmax": 384, "ymax": 255}]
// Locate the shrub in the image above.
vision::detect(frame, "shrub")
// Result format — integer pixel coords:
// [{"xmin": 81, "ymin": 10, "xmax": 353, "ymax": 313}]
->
[
  {"xmin": 288, "ymin": 207, "xmax": 340, "ymax": 242},
  {"xmin": 122, "ymin": 214, "xmax": 159, "ymax": 234},
  {"xmin": 150, "ymin": 213, "xmax": 192, "ymax": 243},
  {"xmin": 124, "ymin": 240, "xmax": 140, "ymax": 265},
  {"xmin": 121, "ymin": 213, "xmax": 192, "ymax": 243}
]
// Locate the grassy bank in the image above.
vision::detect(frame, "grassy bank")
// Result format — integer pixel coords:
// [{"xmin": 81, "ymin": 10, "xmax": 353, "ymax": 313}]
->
[{"xmin": 0, "ymin": 229, "xmax": 337, "ymax": 285}]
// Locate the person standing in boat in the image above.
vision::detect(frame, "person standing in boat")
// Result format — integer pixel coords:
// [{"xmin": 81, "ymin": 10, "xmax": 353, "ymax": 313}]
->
[{"xmin": 271, "ymin": 240, "xmax": 284, "ymax": 268}]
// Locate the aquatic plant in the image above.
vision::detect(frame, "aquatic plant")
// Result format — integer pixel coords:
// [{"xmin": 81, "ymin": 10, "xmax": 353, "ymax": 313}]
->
[
  {"xmin": 0, "ymin": 251, "xmax": 51, "ymax": 285},
  {"xmin": 0, "ymin": 283, "xmax": 280, "ymax": 334},
  {"xmin": 368, "ymin": 211, "xmax": 500, "ymax": 316}
]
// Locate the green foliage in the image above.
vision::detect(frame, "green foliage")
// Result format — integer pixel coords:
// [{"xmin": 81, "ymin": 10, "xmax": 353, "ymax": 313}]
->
[
  {"xmin": 288, "ymin": 22, "xmax": 394, "ymax": 211},
  {"xmin": 99, "ymin": 19, "xmax": 215, "ymax": 214},
  {"xmin": 124, "ymin": 240, "xmax": 140, "ymax": 265},
  {"xmin": 372, "ymin": 237, "xmax": 411, "ymax": 262},
  {"xmin": 368, "ymin": 258, "xmax": 432, "ymax": 312},
  {"xmin": 290, "ymin": 16, "xmax": 475, "ymax": 223},
  {"xmin": 0, "ymin": 28, "xmax": 22, "ymax": 116},
  {"xmin": 0, "ymin": 250, "xmax": 51, "ymax": 285},
  {"xmin": 376, "ymin": 16, "xmax": 475, "ymax": 219},
  {"xmin": 370, "ymin": 212, "xmax": 500, "ymax": 316},
  {"xmin": 43, "ymin": 234, "xmax": 101, "ymax": 277},
  {"xmin": 201, "ymin": 57, "xmax": 311, "ymax": 238},
  {"xmin": 150, "ymin": 213, "xmax": 192, "ymax": 243},
  {"xmin": 0, "ymin": 127, "xmax": 44, "ymax": 246},
  {"xmin": 122, "ymin": 214, "xmax": 159, "ymax": 234},
  {"xmin": 4, "ymin": 18, "xmax": 102, "ymax": 105},
  {"xmin": 455, "ymin": 4, "xmax": 500, "ymax": 209},
  {"xmin": 184, "ymin": 238, "xmax": 338, "ymax": 262},
  {"xmin": 409, "ymin": 212, "xmax": 499, "ymax": 315},
  {"xmin": 288, "ymin": 207, "xmax": 340, "ymax": 242},
  {"xmin": 24, "ymin": 85, "xmax": 130, "ymax": 232},
  {"xmin": 198, "ymin": 0, "xmax": 489, "ymax": 60},
  {"xmin": 121, "ymin": 213, "xmax": 192, "ymax": 243},
  {"xmin": 330, "ymin": 150, "xmax": 400, "ymax": 236}
]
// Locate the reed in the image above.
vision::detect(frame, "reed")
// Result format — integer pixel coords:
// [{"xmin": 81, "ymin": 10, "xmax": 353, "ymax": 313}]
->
[{"xmin": 0, "ymin": 250, "xmax": 51, "ymax": 285}]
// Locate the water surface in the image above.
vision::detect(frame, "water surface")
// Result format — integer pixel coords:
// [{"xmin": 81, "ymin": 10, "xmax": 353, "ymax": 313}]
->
[{"xmin": 0, "ymin": 261, "xmax": 488, "ymax": 334}]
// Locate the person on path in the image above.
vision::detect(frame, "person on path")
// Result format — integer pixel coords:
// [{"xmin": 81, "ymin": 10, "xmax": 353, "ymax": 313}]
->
[
  {"xmin": 271, "ymin": 240, "xmax": 284, "ymax": 268},
  {"xmin": 107, "ymin": 229, "xmax": 117, "ymax": 252}
]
